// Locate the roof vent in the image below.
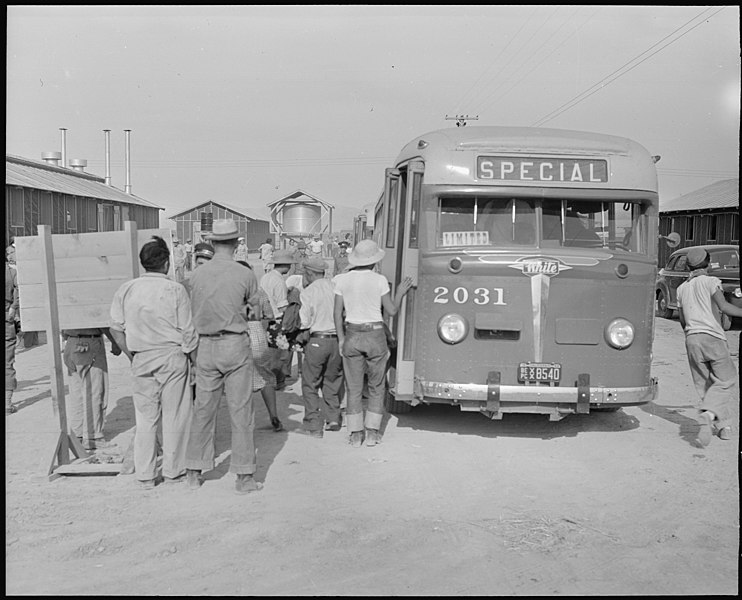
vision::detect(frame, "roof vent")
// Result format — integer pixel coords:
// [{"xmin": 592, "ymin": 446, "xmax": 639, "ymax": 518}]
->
[
  {"xmin": 41, "ymin": 151, "xmax": 62, "ymax": 166},
  {"xmin": 69, "ymin": 158, "xmax": 88, "ymax": 172}
]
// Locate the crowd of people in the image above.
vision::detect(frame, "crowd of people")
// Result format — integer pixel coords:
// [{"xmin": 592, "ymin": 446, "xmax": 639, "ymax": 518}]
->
[{"xmin": 84, "ymin": 219, "xmax": 412, "ymax": 494}]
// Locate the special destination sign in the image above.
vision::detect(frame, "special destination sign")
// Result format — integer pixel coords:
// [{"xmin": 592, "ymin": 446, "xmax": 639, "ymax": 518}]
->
[{"xmin": 477, "ymin": 156, "xmax": 608, "ymax": 183}]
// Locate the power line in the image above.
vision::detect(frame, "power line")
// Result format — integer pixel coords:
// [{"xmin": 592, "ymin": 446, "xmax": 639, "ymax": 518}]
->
[{"xmin": 530, "ymin": 6, "xmax": 726, "ymax": 127}]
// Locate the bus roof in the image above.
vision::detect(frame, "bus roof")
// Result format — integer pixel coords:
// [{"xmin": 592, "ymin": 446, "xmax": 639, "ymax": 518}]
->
[{"xmin": 394, "ymin": 126, "xmax": 658, "ymax": 194}]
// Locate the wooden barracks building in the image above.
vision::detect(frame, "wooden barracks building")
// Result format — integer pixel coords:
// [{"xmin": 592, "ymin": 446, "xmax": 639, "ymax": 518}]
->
[
  {"xmin": 5, "ymin": 153, "xmax": 161, "ymax": 244},
  {"xmin": 168, "ymin": 200, "xmax": 271, "ymax": 247},
  {"xmin": 658, "ymin": 178, "xmax": 739, "ymax": 266}
]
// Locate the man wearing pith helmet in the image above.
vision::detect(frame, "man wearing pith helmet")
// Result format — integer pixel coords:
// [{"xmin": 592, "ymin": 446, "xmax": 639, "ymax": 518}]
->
[
  {"xmin": 332, "ymin": 239, "xmax": 414, "ymax": 448},
  {"xmin": 185, "ymin": 218, "xmax": 262, "ymax": 495},
  {"xmin": 293, "ymin": 256, "xmax": 344, "ymax": 438}
]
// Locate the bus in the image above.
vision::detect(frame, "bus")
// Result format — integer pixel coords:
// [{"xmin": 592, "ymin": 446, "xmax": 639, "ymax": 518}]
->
[{"xmin": 373, "ymin": 126, "xmax": 660, "ymax": 421}]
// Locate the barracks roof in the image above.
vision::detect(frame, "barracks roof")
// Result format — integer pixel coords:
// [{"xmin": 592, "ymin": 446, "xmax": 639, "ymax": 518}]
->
[
  {"xmin": 6, "ymin": 154, "xmax": 163, "ymax": 210},
  {"xmin": 660, "ymin": 178, "xmax": 739, "ymax": 213}
]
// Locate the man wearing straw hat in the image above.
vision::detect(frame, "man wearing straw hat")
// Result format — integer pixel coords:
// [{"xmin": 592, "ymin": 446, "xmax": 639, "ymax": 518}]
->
[
  {"xmin": 294, "ymin": 256, "xmax": 344, "ymax": 437},
  {"xmin": 333, "ymin": 239, "xmax": 414, "ymax": 448},
  {"xmin": 185, "ymin": 219, "xmax": 262, "ymax": 495}
]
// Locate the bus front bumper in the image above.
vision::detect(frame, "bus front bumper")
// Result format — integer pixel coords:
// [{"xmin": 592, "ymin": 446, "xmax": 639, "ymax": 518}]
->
[{"xmin": 407, "ymin": 377, "xmax": 658, "ymax": 419}]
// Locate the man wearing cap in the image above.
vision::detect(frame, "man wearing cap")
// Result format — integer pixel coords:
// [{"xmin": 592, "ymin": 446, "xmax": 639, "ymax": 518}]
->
[
  {"xmin": 185, "ymin": 219, "xmax": 262, "ymax": 495},
  {"xmin": 261, "ymin": 248, "xmax": 297, "ymax": 388},
  {"xmin": 172, "ymin": 237, "xmax": 187, "ymax": 283},
  {"xmin": 676, "ymin": 246, "xmax": 742, "ymax": 447},
  {"xmin": 293, "ymin": 256, "xmax": 344, "ymax": 437},
  {"xmin": 333, "ymin": 239, "xmax": 414, "ymax": 448},
  {"xmin": 234, "ymin": 236, "xmax": 249, "ymax": 263},
  {"xmin": 334, "ymin": 240, "xmax": 350, "ymax": 275}
]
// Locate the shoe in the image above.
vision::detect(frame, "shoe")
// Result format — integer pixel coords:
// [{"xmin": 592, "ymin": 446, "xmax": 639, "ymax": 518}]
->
[
  {"xmin": 718, "ymin": 427, "xmax": 732, "ymax": 440},
  {"xmin": 83, "ymin": 439, "xmax": 115, "ymax": 451},
  {"xmin": 234, "ymin": 474, "xmax": 263, "ymax": 495},
  {"xmin": 696, "ymin": 411, "xmax": 713, "ymax": 448},
  {"xmin": 120, "ymin": 460, "xmax": 135, "ymax": 475},
  {"xmin": 186, "ymin": 469, "xmax": 202, "ymax": 490},
  {"xmin": 293, "ymin": 427, "xmax": 323, "ymax": 439},
  {"xmin": 5, "ymin": 405, "xmax": 17, "ymax": 415},
  {"xmin": 271, "ymin": 417, "xmax": 284, "ymax": 432},
  {"xmin": 163, "ymin": 473, "xmax": 187, "ymax": 484},
  {"xmin": 365, "ymin": 428, "xmax": 381, "ymax": 447},
  {"xmin": 138, "ymin": 479, "xmax": 156, "ymax": 490},
  {"xmin": 325, "ymin": 421, "xmax": 341, "ymax": 432},
  {"xmin": 349, "ymin": 431, "xmax": 364, "ymax": 448}
]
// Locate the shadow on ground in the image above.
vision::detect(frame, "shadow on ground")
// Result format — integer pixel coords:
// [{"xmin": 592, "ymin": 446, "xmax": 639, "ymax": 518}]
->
[{"xmin": 392, "ymin": 402, "xmax": 640, "ymax": 440}]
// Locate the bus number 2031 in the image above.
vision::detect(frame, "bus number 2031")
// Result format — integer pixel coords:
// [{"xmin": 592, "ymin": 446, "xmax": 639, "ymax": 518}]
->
[{"xmin": 433, "ymin": 286, "xmax": 506, "ymax": 305}]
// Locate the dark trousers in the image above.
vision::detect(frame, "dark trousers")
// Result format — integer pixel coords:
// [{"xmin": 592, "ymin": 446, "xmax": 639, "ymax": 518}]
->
[{"xmin": 300, "ymin": 337, "xmax": 344, "ymax": 430}]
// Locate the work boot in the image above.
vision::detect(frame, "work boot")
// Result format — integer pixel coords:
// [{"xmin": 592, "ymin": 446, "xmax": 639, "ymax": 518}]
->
[
  {"xmin": 696, "ymin": 411, "xmax": 713, "ymax": 448},
  {"xmin": 5, "ymin": 390, "xmax": 15, "ymax": 415},
  {"xmin": 234, "ymin": 474, "xmax": 262, "ymax": 495},
  {"xmin": 325, "ymin": 421, "xmax": 341, "ymax": 432},
  {"xmin": 349, "ymin": 431, "xmax": 364, "ymax": 448},
  {"xmin": 186, "ymin": 469, "xmax": 202, "ymax": 490},
  {"xmin": 271, "ymin": 417, "xmax": 284, "ymax": 432},
  {"xmin": 365, "ymin": 428, "xmax": 381, "ymax": 447}
]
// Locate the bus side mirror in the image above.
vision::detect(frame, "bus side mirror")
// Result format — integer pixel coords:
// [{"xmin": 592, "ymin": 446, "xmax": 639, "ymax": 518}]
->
[{"xmin": 660, "ymin": 232, "xmax": 681, "ymax": 248}]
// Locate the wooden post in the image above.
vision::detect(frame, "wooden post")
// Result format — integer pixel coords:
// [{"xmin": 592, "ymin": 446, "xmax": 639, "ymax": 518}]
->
[
  {"xmin": 124, "ymin": 221, "xmax": 140, "ymax": 279},
  {"xmin": 39, "ymin": 225, "xmax": 89, "ymax": 477}
]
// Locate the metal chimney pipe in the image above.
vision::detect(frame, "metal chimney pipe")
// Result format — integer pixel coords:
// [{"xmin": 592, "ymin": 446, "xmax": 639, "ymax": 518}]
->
[
  {"xmin": 41, "ymin": 151, "xmax": 62, "ymax": 166},
  {"xmin": 124, "ymin": 129, "xmax": 132, "ymax": 194},
  {"xmin": 103, "ymin": 129, "xmax": 112, "ymax": 185},
  {"xmin": 60, "ymin": 128, "xmax": 67, "ymax": 168}
]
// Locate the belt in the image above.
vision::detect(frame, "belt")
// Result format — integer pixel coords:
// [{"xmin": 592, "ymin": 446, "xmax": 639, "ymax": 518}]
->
[
  {"xmin": 345, "ymin": 322, "xmax": 384, "ymax": 331},
  {"xmin": 199, "ymin": 331, "xmax": 246, "ymax": 338},
  {"xmin": 310, "ymin": 332, "xmax": 337, "ymax": 338}
]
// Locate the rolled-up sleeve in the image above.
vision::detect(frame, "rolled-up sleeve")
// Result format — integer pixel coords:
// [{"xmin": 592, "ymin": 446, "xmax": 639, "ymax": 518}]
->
[
  {"xmin": 109, "ymin": 285, "xmax": 126, "ymax": 332},
  {"xmin": 176, "ymin": 285, "xmax": 199, "ymax": 353}
]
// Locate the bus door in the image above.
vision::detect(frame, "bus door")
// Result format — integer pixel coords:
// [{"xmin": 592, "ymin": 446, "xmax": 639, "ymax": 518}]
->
[{"xmin": 383, "ymin": 161, "xmax": 424, "ymax": 400}]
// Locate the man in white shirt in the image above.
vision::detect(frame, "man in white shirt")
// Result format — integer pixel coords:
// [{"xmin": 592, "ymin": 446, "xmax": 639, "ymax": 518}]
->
[
  {"xmin": 294, "ymin": 257, "xmax": 343, "ymax": 437},
  {"xmin": 260, "ymin": 249, "xmax": 296, "ymax": 388},
  {"xmin": 308, "ymin": 236, "xmax": 324, "ymax": 256},
  {"xmin": 677, "ymin": 246, "xmax": 742, "ymax": 447}
]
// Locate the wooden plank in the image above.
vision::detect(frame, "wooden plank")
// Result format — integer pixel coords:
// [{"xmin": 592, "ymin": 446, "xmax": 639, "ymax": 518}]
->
[
  {"xmin": 16, "ymin": 225, "xmax": 172, "ymax": 331},
  {"xmin": 54, "ymin": 463, "xmax": 123, "ymax": 475}
]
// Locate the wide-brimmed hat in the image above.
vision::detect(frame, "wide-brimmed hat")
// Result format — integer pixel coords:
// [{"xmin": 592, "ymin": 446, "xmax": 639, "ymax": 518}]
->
[
  {"xmin": 302, "ymin": 256, "xmax": 327, "ymax": 273},
  {"xmin": 348, "ymin": 239, "xmax": 385, "ymax": 267},
  {"xmin": 194, "ymin": 242, "xmax": 214, "ymax": 259},
  {"xmin": 205, "ymin": 219, "xmax": 240, "ymax": 241},
  {"xmin": 269, "ymin": 249, "xmax": 298, "ymax": 265},
  {"xmin": 686, "ymin": 247, "xmax": 709, "ymax": 269}
]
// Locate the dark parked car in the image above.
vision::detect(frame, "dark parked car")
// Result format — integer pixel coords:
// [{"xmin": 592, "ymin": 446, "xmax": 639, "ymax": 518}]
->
[{"xmin": 656, "ymin": 244, "xmax": 741, "ymax": 330}]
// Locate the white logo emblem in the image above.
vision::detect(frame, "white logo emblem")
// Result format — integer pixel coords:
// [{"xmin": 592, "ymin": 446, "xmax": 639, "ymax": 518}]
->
[{"xmin": 510, "ymin": 257, "xmax": 572, "ymax": 277}]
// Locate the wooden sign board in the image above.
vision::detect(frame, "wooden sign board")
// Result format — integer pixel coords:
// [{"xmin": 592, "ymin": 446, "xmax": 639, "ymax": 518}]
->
[{"xmin": 15, "ymin": 224, "xmax": 174, "ymax": 331}]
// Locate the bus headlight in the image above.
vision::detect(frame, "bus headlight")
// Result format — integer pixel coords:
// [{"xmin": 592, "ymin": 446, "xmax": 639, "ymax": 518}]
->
[
  {"xmin": 438, "ymin": 314, "xmax": 468, "ymax": 344},
  {"xmin": 605, "ymin": 318, "xmax": 634, "ymax": 349}
]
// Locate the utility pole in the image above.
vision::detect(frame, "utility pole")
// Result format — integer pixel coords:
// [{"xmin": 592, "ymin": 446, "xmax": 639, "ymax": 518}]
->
[{"xmin": 445, "ymin": 114, "xmax": 479, "ymax": 127}]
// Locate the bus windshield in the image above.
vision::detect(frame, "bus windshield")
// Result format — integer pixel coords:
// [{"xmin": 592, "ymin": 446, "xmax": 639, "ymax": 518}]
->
[{"xmin": 437, "ymin": 196, "xmax": 648, "ymax": 253}]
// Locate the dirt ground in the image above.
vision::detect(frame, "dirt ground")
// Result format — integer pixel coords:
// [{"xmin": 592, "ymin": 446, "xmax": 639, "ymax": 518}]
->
[{"xmin": 5, "ymin": 316, "xmax": 739, "ymax": 596}]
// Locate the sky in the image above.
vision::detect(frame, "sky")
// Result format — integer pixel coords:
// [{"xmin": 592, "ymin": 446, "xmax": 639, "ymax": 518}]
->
[{"xmin": 6, "ymin": 5, "xmax": 740, "ymax": 230}]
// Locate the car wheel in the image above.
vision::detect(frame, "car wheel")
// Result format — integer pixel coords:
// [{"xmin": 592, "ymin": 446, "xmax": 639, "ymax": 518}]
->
[{"xmin": 656, "ymin": 290, "xmax": 673, "ymax": 319}]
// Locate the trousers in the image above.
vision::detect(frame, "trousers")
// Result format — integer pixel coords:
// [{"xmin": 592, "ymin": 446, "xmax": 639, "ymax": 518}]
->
[
  {"xmin": 300, "ymin": 336, "xmax": 344, "ymax": 430},
  {"xmin": 186, "ymin": 333, "xmax": 256, "ymax": 475},
  {"xmin": 131, "ymin": 347, "xmax": 192, "ymax": 481},
  {"xmin": 342, "ymin": 327, "xmax": 388, "ymax": 432},
  {"xmin": 685, "ymin": 332, "xmax": 738, "ymax": 428}
]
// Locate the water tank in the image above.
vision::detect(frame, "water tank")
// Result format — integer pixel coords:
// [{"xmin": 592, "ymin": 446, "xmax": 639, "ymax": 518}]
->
[{"xmin": 282, "ymin": 203, "xmax": 321, "ymax": 236}]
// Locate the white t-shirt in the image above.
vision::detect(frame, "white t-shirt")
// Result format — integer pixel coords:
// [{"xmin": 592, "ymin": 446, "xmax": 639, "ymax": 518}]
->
[
  {"xmin": 309, "ymin": 239, "xmax": 324, "ymax": 255},
  {"xmin": 259, "ymin": 269, "xmax": 288, "ymax": 318},
  {"xmin": 676, "ymin": 273, "xmax": 726, "ymax": 340},
  {"xmin": 333, "ymin": 269, "xmax": 390, "ymax": 324}
]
